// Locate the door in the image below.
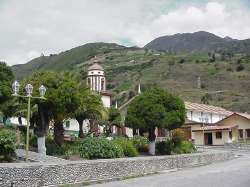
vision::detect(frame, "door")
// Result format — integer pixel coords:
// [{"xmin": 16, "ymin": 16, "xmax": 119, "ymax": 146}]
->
[{"xmin": 204, "ymin": 133, "xmax": 213, "ymax": 145}]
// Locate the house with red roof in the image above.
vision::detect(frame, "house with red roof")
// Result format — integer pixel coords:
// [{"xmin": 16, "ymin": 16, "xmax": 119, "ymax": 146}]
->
[{"xmin": 183, "ymin": 102, "xmax": 250, "ymax": 145}]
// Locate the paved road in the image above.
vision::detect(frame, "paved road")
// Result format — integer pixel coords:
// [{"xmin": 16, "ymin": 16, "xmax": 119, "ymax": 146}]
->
[{"xmin": 89, "ymin": 151, "xmax": 250, "ymax": 187}]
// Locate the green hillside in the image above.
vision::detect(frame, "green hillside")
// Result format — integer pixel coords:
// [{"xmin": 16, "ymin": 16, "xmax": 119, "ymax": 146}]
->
[{"xmin": 11, "ymin": 42, "xmax": 250, "ymax": 113}]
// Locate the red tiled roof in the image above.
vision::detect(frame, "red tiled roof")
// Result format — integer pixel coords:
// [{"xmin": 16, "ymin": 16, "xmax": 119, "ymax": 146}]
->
[
  {"xmin": 185, "ymin": 101, "xmax": 233, "ymax": 115},
  {"xmin": 236, "ymin": 112, "xmax": 250, "ymax": 120},
  {"xmin": 192, "ymin": 124, "xmax": 238, "ymax": 132}
]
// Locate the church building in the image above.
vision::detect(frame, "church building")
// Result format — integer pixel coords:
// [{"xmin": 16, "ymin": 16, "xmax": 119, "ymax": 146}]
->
[
  {"xmin": 87, "ymin": 62, "xmax": 112, "ymax": 108},
  {"xmin": 63, "ymin": 61, "xmax": 112, "ymax": 137}
]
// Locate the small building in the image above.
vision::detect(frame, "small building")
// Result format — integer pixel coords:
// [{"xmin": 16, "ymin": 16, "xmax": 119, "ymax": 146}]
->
[
  {"xmin": 188, "ymin": 110, "xmax": 250, "ymax": 145},
  {"xmin": 216, "ymin": 113, "xmax": 250, "ymax": 142}
]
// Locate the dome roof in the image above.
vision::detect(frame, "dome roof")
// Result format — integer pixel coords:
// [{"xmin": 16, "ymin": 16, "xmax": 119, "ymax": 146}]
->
[{"xmin": 88, "ymin": 63, "xmax": 104, "ymax": 71}]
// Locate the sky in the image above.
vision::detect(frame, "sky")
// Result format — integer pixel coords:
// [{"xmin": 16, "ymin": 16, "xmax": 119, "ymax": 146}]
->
[{"xmin": 1, "ymin": 0, "xmax": 250, "ymax": 65}]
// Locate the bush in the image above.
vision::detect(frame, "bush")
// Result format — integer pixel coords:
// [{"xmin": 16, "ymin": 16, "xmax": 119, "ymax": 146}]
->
[
  {"xmin": 156, "ymin": 140, "xmax": 174, "ymax": 155},
  {"xmin": 236, "ymin": 64, "xmax": 245, "ymax": 72},
  {"xmin": 29, "ymin": 134, "xmax": 37, "ymax": 148},
  {"xmin": 113, "ymin": 137, "xmax": 138, "ymax": 157},
  {"xmin": 62, "ymin": 140, "xmax": 81, "ymax": 159},
  {"xmin": 0, "ymin": 129, "xmax": 16, "ymax": 161},
  {"xmin": 45, "ymin": 135, "xmax": 81, "ymax": 158},
  {"xmin": 173, "ymin": 141, "xmax": 196, "ymax": 154},
  {"xmin": 156, "ymin": 139, "xmax": 196, "ymax": 155},
  {"xmin": 46, "ymin": 136, "xmax": 65, "ymax": 156},
  {"xmin": 132, "ymin": 135, "xmax": 149, "ymax": 152},
  {"xmin": 79, "ymin": 137, "xmax": 124, "ymax": 159},
  {"xmin": 171, "ymin": 129, "xmax": 185, "ymax": 145}
]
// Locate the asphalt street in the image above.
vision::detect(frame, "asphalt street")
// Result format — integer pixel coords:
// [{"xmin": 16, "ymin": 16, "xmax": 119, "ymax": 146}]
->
[{"xmin": 89, "ymin": 151, "xmax": 250, "ymax": 187}]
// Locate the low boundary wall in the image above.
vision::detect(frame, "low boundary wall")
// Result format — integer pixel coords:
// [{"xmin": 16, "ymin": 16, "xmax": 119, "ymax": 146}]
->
[{"xmin": 0, "ymin": 150, "xmax": 234, "ymax": 187}]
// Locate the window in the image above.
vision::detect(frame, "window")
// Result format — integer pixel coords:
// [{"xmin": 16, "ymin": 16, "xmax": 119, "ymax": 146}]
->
[
  {"xmin": 65, "ymin": 121, "xmax": 70, "ymax": 128},
  {"xmin": 246, "ymin": 129, "xmax": 250, "ymax": 138},
  {"xmin": 216, "ymin": 132, "xmax": 222, "ymax": 139},
  {"xmin": 238, "ymin": 129, "xmax": 243, "ymax": 139},
  {"xmin": 101, "ymin": 78, "xmax": 105, "ymax": 91}
]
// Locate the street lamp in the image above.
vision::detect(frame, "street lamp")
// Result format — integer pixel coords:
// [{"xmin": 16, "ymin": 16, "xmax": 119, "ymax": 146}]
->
[{"xmin": 12, "ymin": 81, "xmax": 46, "ymax": 161}]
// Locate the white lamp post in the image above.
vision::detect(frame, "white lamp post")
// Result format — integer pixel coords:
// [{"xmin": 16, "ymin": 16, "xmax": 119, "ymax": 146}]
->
[{"xmin": 12, "ymin": 81, "xmax": 46, "ymax": 161}]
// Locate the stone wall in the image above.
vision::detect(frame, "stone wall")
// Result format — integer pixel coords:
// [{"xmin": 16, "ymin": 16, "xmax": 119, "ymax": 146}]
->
[
  {"xmin": 0, "ymin": 150, "xmax": 234, "ymax": 187},
  {"xmin": 225, "ymin": 142, "xmax": 250, "ymax": 150}
]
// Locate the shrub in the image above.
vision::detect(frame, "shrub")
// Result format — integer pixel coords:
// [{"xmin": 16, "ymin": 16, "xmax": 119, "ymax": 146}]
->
[
  {"xmin": 132, "ymin": 135, "xmax": 149, "ymax": 152},
  {"xmin": 113, "ymin": 137, "xmax": 138, "ymax": 157},
  {"xmin": 79, "ymin": 137, "xmax": 124, "ymax": 159},
  {"xmin": 62, "ymin": 140, "xmax": 81, "ymax": 159},
  {"xmin": 236, "ymin": 64, "xmax": 244, "ymax": 72},
  {"xmin": 46, "ymin": 135, "xmax": 65, "ymax": 156},
  {"xmin": 45, "ymin": 135, "xmax": 81, "ymax": 158},
  {"xmin": 156, "ymin": 140, "xmax": 196, "ymax": 155},
  {"xmin": 173, "ymin": 141, "xmax": 196, "ymax": 154},
  {"xmin": 171, "ymin": 129, "xmax": 185, "ymax": 145},
  {"xmin": 156, "ymin": 140, "xmax": 174, "ymax": 155},
  {"xmin": 178, "ymin": 59, "xmax": 185, "ymax": 64},
  {"xmin": 29, "ymin": 134, "xmax": 37, "ymax": 148},
  {"xmin": 0, "ymin": 129, "xmax": 16, "ymax": 161}
]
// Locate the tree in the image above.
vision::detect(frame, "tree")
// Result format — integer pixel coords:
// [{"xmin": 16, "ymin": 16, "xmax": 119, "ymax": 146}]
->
[
  {"xmin": 22, "ymin": 71, "xmax": 80, "ymax": 148},
  {"xmin": 125, "ymin": 88, "xmax": 185, "ymax": 155},
  {"xmin": 101, "ymin": 107, "xmax": 121, "ymax": 136},
  {"xmin": 201, "ymin": 93, "xmax": 211, "ymax": 104},
  {"xmin": 0, "ymin": 62, "xmax": 14, "ymax": 120},
  {"xmin": 74, "ymin": 88, "xmax": 106, "ymax": 138}
]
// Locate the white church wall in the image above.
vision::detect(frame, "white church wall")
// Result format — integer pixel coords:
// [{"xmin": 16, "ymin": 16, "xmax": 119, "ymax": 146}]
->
[{"xmin": 102, "ymin": 95, "xmax": 111, "ymax": 108}]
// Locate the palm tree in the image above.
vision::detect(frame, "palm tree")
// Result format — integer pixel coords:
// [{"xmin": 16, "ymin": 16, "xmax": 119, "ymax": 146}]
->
[{"xmin": 74, "ymin": 88, "xmax": 107, "ymax": 138}]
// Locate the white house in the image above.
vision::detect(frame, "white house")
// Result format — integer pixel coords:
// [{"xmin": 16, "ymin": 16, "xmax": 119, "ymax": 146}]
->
[
  {"xmin": 185, "ymin": 101, "xmax": 232, "ymax": 124},
  {"xmin": 183, "ymin": 102, "xmax": 250, "ymax": 145}
]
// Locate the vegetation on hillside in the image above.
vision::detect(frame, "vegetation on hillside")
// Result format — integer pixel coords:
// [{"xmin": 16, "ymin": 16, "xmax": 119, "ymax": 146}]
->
[{"xmin": 11, "ymin": 39, "xmax": 250, "ymax": 113}]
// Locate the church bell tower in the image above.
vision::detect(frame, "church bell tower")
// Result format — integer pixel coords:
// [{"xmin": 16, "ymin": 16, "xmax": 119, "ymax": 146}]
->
[{"xmin": 87, "ymin": 62, "xmax": 106, "ymax": 92}]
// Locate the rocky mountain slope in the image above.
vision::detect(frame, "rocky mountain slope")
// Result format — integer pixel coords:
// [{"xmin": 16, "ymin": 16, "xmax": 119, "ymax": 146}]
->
[
  {"xmin": 145, "ymin": 31, "xmax": 250, "ymax": 54},
  {"xmin": 11, "ymin": 32, "xmax": 250, "ymax": 113}
]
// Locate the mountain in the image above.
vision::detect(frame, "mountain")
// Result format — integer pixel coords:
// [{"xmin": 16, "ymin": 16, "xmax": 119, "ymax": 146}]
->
[
  {"xmin": 144, "ymin": 31, "xmax": 250, "ymax": 54},
  {"xmin": 12, "ymin": 43, "xmax": 127, "ymax": 80},
  {"xmin": 11, "ymin": 33, "xmax": 250, "ymax": 113}
]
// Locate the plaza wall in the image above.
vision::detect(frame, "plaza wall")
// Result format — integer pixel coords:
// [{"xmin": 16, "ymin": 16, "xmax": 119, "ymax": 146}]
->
[{"xmin": 0, "ymin": 150, "xmax": 234, "ymax": 187}]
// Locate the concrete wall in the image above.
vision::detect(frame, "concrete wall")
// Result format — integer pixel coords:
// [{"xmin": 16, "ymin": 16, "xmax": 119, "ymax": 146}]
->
[{"xmin": 0, "ymin": 150, "xmax": 234, "ymax": 187}]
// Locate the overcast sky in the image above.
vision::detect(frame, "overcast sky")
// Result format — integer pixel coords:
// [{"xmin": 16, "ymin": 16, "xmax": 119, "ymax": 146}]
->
[{"xmin": 1, "ymin": 0, "xmax": 250, "ymax": 65}]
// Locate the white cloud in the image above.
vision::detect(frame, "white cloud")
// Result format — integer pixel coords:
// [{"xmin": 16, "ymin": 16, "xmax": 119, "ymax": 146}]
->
[{"xmin": 0, "ymin": 0, "xmax": 250, "ymax": 65}]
